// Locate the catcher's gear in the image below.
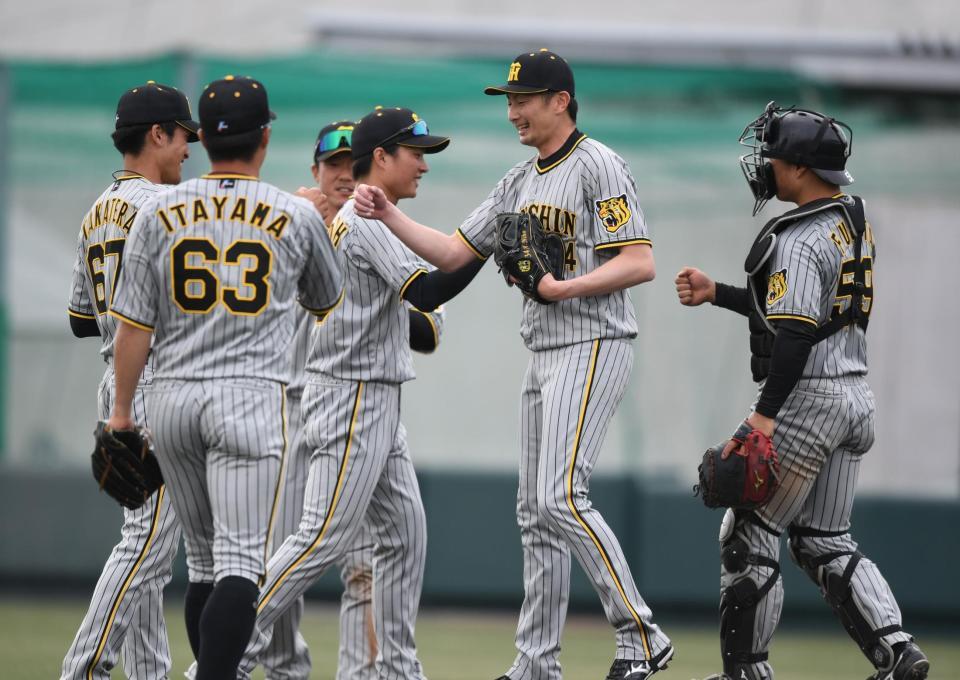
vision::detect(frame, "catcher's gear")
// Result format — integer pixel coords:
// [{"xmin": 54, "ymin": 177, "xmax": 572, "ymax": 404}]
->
[
  {"xmin": 739, "ymin": 101, "xmax": 854, "ymax": 215},
  {"xmin": 493, "ymin": 212, "xmax": 565, "ymax": 304},
  {"xmin": 695, "ymin": 421, "xmax": 781, "ymax": 509},
  {"xmin": 92, "ymin": 421, "xmax": 163, "ymax": 510}
]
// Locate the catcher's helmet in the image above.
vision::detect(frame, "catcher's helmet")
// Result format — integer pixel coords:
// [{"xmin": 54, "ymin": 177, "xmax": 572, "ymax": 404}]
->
[{"xmin": 739, "ymin": 101, "xmax": 854, "ymax": 215}]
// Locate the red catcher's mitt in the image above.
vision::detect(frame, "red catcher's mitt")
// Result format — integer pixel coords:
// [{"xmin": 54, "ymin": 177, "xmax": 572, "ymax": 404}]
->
[{"xmin": 695, "ymin": 421, "xmax": 781, "ymax": 509}]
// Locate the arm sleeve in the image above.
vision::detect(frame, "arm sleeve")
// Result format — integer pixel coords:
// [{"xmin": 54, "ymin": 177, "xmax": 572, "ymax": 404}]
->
[
  {"xmin": 755, "ymin": 319, "xmax": 816, "ymax": 418},
  {"xmin": 457, "ymin": 166, "xmax": 521, "ymax": 259},
  {"xmin": 109, "ymin": 207, "xmax": 160, "ymax": 331},
  {"xmin": 69, "ymin": 314, "xmax": 100, "ymax": 337},
  {"xmin": 590, "ymin": 152, "xmax": 651, "ymax": 252},
  {"xmin": 408, "ymin": 305, "xmax": 445, "ymax": 353},
  {"xmin": 67, "ymin": 230, "xmax": 96, "ymax": 319},
  {"xmin": 348, "ymin": 217, "xmax": 431, "ymax": 297},
  {"xmin": 401, "ymin": 258, "xmax": 485, "ymax": 312},
  {"xmin": 764, "ymin": 232, "xmax": 824, "ymax": 327},
  {"xmin": 298, "ymin": 207, "xmax": 345, "ymax": 315},
  {"xmin": 713, "ymin": 282, "xmax": 751, "ymax": 317}
]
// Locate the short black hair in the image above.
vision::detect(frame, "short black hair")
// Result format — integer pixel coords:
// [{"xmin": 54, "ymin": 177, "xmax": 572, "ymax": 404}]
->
[
  {"xmin": 203, "ymin": 128, "xmax": 266, "ymax": 163},
  {"xmin": 542, "ymin": 92, "xmax": 578, "ymax": 123},
  {"xmin": 111, "ymin": 121, "xmax": 177, "ymax": 156},
  {"xmin": 351, "ymin": 145, "xmax": 399, "ymax": 181}
]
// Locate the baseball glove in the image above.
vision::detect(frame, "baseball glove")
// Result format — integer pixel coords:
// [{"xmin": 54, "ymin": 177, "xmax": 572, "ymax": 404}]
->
[
  {"xmin": 493, "ymin": 212, "xmax": 565, "ymax": 304},
  {"xmin": 694, "ymin": 421, "xmax": 781, "ymax": 510},
  {"xmin": 91, "ymin": 421, "xmax": 163, "ymax": 510}
]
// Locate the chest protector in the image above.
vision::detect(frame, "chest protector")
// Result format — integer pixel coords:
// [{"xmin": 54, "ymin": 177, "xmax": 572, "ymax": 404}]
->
[{"xmin": 744, "ymin": 195, "xmax": 869, "ymax": 382}]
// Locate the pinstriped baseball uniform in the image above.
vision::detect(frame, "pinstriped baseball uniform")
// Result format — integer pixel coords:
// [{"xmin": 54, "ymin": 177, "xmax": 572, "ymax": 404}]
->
[
  {"xmin": 723, "ymin": 203, "xmax": 911, "ymax": 680},
  {"xmin": 62, "ymin": 174, "xmax": 181, "ymax": 680},
  {"xmin": 458, "ymin": 133, "xmax": 671, "ymax": 679},
  {"xmin": 109, "ymin": 172, "xmax": 343, "ymax": 587},
  {"xmin": 239, "ymin": 198, "xmax": 437, "ymax": 680}
]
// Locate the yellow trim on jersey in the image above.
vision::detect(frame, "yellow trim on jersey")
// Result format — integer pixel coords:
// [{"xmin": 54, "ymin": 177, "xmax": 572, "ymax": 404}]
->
[
  {"xmin": 201, "ymin": 173, "xmax": 259, "ymax": 180},
  {"xmin": 85, "ymin": 486, "xmax": 166, "ymax": 680},
  {"xmin": 566, "ymin": 340, "xmax": 652, "ymax": 660},
  {"xmin": 108, "ymin": 309, "xmax": 155, "ymax": 332},
  {"xmin": 766, "ymin": 313, "xmax": 818, "ymax": 326},
  {"xmin": 68, "ymin": 308, "xmax": 97, "ymax": 320},
  {"xmin": 535, "ymin": 134, "xmax": 587, "ymax": 175},
  {"xmin": 831, "ymin": 193, "xmax": 846, "ymax": 199},
  {"xmin": 398, "ymin": 268, "xmax": 428, "ymax": 300},
  {"xmin": 113, "ymin": 173, "xmax": 147, "ymax": 182},
  {"xmin": 455, "ymin": 229, "xmax": 488, "ymax": 261},
  {"xmin": 258, "ymin": 382, "xmax": 364, "ymax": 612},
  {"xmin": 305, "ymin": 288, "xmax": 345, "ymax": 325},
  {"xmin": 594, "ymin": 238, "xmax": 652, "ymax": 252},
  {"xmin": 260, "ymin": 386, "xmax": 288, "ymax": 587}
]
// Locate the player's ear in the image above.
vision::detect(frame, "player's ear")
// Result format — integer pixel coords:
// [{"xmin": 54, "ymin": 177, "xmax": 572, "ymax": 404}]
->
[
  {"xmin": 260, "ymin": 126, "xmax": 271, "ymax": 149},
  {"xmin": 197, "ymin": 128, "xmax": 209, "ymax": 151},
  {"xmin": 148, "ymin": 123, "xmax": 165, "ymax": 147},
  {"xmin": 311, "ymin": 164, "xmax": 321, "ymax": 183},
  {"xmin": 552, "ymin": 91, "xmax": 571, "ymax": 116}
]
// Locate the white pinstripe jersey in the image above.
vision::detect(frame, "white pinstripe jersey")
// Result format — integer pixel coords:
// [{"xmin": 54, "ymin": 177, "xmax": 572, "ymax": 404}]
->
[
  {"xmin": 764, "ymin": 203, "xmax": 875, "ymax": 378},
  {"xmin": 457, "ymin": 133, "xmax": 650, "ymax": 351},
  {"xmin": 68, "ymin": 175, "xmax": 161, "ymax": 362},
  {"xmin": 305, "ymin": 199, "xmax": 432, "ymax": 383},
  {"xmin": 110, "ymin": 173, "xmax": 343, "ymax": 382}
]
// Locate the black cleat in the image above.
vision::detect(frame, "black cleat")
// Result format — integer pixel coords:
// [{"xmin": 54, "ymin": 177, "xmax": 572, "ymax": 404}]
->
[
  {"xmin": 606, "ymin": 645, "xmax": 674, "ymax": 679},
  {"xmin": 868, "ymin": 642, "xmax": 929, "ymax": 680}
]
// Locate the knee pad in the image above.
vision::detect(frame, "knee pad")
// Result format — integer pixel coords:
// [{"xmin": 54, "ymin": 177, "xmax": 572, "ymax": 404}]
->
[
  {"xmin": 788, "ymin": 525, "xmax": 902, "ymax": 671},
  {"xmin": 719, "ymin": 517, "xmax": 780, "ymax": 677}
]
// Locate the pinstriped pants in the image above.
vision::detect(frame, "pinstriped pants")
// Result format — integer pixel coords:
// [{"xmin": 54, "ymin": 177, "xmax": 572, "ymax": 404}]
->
[
  {"xmin": 60, "ymin": 368, "xmax": 180, "ymax": 680},
  {"xmin": 146, "ymin": 379, "xmax": 286, "ymax": 585},
  {"xmin": 239, "ymin": 377, "xmax": 427, "ymax": 680},
  {"xmin": 722, "ymin": 376, "xmax": 912, "ymax": 680},
  {"xmin": 508, "ymin": 339, "xmax": 671, "ymax": 680}
]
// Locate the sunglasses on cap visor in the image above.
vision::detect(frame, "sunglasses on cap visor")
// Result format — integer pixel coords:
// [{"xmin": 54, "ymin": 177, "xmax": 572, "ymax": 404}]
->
[
  {"xmin": 374, "ymin": 119, "xmax": 430, "ymax": 149},
  {"xmin": 315, "ymin": 127, "xmax": 353, "ymax": 158}
]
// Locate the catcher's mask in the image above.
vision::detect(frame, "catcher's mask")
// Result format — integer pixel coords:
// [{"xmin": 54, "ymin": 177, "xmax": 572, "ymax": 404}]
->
[{"xmin": 739, "ymin": 101, "xmax": 854, "ymax": 215}]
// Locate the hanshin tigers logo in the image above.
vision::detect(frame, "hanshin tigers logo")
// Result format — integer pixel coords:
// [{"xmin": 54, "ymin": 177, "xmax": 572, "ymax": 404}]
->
[
  {"xmin": 767, "ymin": 268, "xmax": 788, "ymax": 306},
  {"xmin": 595, "ymin": 195, "xmax": 631, "ymax": 233}
]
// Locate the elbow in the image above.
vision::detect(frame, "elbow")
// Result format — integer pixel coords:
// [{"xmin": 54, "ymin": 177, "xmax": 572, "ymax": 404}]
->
[{"xmin": 636, "ymin": 260, "xmax": 655, "ymax": 285}]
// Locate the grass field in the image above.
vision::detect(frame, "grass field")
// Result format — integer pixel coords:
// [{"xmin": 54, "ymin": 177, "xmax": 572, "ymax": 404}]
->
[{"xmin": 3, "ymin": 597, "xmax": 956, "ymax": 679}]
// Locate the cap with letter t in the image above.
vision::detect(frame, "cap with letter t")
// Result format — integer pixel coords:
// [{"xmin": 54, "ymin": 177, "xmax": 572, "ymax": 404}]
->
[
  {"xmin": 484, "ymin": 48, "xmax": 575, "ymax": 97},
  {"xmin": 199, "ymin": 75, "xmax": 276, "ymax": 137}
]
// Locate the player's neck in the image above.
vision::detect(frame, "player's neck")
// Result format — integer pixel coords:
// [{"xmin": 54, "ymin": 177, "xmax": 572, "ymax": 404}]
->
[
  {"xmin": 364, "ymin": 175, "xmax": 399, "ymax": 206},
  {"xmin": 208, "ymin": 160, "xmax": 261, "ymax": 179},
  {"xmin": 536, "ymin": 122, "xmax": 578, "ymax": 160},
  {"xmin": 792, "ymin": 184, "xmax": 841, "ymax": 209},
  {"xmin": 122, "ymin": 155, "xmax": 162, "ymax": 184}
]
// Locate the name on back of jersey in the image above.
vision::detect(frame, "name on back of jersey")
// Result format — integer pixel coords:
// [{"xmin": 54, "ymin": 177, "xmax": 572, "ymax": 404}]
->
[
  {"xmin": 154, "ymin": 196, "xmax": 290, "ymax": 239},
  {"xmin": 82, "ymin": 197, "xmax": 137, "ymax": 237}
]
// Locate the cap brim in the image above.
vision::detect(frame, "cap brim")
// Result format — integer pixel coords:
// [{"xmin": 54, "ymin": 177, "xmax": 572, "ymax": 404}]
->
[
  {"xmin": 812, "ymin": 167, "xmax": 854, "ymax": 186},
  {"xmin": 315, "ymin": 146, "xmax": 352, "ymax": 163},
  {"xmin": 483, "ymin": 84, "xmax": 549, "ymax": 96},
  {"xmin": 398, "ymin": 135, "xmax": 450, "ymax": 153},
  {"xmin": 176, "ymin": 119, "xmax": 201, "ymax": 143}
]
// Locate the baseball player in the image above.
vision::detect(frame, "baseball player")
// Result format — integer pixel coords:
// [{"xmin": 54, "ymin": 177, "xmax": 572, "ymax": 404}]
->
[
  {"xmin": 237, "ymin": 106, "xmax": 476, "ymax": 680},
  {"xmin": 675, "ymin": 102, "xmax": 929, "ymax": 680},
  {"xmin": 354, "ymin": 51, "xmax": 673, "ymax": 680},
  {"xmin": 63, "ymin": 81, "xmax": 197, "ymax": 680},
  {"xmin": 263, "ymin": 120, "xmax": 381, "ymax": 680},
  {"xmin": 105, "ymin": 75, "xmax": 343, "ymax": 680}
]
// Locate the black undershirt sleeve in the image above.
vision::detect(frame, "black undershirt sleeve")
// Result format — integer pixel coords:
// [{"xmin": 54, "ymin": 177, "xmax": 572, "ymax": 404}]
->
[
  {"xmin": 408, "ymin": 310, "xmax": 437, "ymax": 353},
  {"xmin": 712, "ymin": 282, "xmax": 751, "ymax": 317},
  {"xmin": 402, "ymin": 258, "xmax": 485, "ymax": 312},
  {"xmin": 70, "ymin": 314, "xmax": 100, "ymax": 338},
  {"xmin": 755, "ymin": 319, "xmax": 817, "ymax": 418}
]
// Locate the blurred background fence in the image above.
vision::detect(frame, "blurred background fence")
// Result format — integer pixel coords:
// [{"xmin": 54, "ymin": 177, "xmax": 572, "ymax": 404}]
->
[{"xmin": 1, "ymin": 6, "xmax": 959, "ymax": 621}]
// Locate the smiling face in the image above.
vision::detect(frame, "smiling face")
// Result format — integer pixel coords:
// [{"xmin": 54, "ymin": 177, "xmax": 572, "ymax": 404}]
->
[
  {"xmin": 312, "ymin": 152, "xmax": 356, "ymax": 213},
  {"xmin": 506, "ymin": 92, "xmax": 569, "ymax": 149},
  {"xmin": 379, "ymin": 146, "xmax": 429, "ymax": 202},
  {"xmin": 157, "ymin": 125, "xmax": 191, "ymax": 184}
]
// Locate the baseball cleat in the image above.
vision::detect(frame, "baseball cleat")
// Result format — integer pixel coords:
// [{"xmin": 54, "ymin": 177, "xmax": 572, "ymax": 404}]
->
[
  {"xmin": 606, "ymin": 644, "xmax": 674, "ymax": 679},
  {"xmin": 867, "ymin": 642, "xmax": 929, "ymax": 680}
]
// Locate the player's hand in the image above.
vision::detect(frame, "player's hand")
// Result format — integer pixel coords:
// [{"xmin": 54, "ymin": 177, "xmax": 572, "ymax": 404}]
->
[
  {"xmin": 536, "ymin": 274, "xmax": 568, "ymax": 302},
  {"xmin": 295, "ymin": 186, "xmax": 329, "ymax": 216},
  {"xmin": 106, "ymin": 413, "xmax": 136, "ymax": 432},
  {"xmin": 720, "ymin": 414, "xmax": 775, "ymax": 460},
  {"xmin": 354, "ymin": 184, "xmax": 390, "ymax": 220},
  {"xmin": 675, "ymin": 266, "xmax": 716, "ymax": 306}
]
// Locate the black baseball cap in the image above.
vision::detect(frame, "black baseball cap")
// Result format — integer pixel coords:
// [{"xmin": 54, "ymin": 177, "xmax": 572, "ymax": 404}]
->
[
  {"xmin": 314, "ymin": 120, "xmax": 355, "ymax": 163},
  {"xmin": 199, "ymin": 75, "xmax": 276, "ymax": 138},
  {"xmin": 484, "ymin": 49, "xmax": 575, "ymax": 97},
  {"xmin": 351, "ymin": 107, "xmax": 450, "ymax": 160},
  {"xmin": 115, "ymin": 81, "xmax": 199, "ymax": 141}
]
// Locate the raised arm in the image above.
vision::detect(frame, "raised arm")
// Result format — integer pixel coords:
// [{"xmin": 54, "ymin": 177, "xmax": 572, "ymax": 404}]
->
[
  {"xmin": 354, "ymin": 183, "xmax": 477, "ymax": 272},
  {"xmin": 675, "ymin": 266, "xmax": 750, "ymax": 316}
]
